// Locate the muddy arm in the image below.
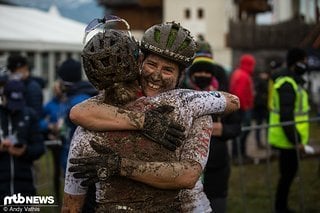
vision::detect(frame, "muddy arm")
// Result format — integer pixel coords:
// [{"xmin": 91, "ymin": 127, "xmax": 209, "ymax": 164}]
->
[
  {"xmin": 120, "ymin": 115, "xmax": 211, "ymax": 189},
  {"xmin": 70, "ymin": 90, "xmax": 239, "ymax": 132},
  {"xmin": 61, "ymin": 193, "xmax": 85, "ymax": 213},
  {"xmin": 121, "ymin": 159, "xmax": 201, "ymax": 189},
  {"xmin": 221, "ymin": 91, "xmax": 240, "ymax": 114},
  {"xmin": 70, "ymin": 96, "xmax": 144, "ymax": 131},
  {"xmin": 68, "ymin": 116, "xmax": 211, "ymax": 190}
]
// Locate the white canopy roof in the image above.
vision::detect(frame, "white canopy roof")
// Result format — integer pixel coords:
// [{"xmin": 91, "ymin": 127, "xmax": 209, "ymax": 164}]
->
[{"xmin": 0, "ymin": 4, "xmax": 87, "ymax": 51}]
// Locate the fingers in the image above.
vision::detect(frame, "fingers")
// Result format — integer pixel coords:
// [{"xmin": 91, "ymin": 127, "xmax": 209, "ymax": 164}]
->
[
  {"xmin": 167, "ymin": 126, "xmax": 185, "ymax": 140},
  {"xmin": 166, "ymin": 123, "xmax": 185, "ymax": 147},
  {"xmin": 158, "ymin": 139, "xmax": 177, "ymax": 151},
  {"xmin": 155, "ymin": 105, "xmax": 175, "ymax": 114},
  {"xmin": 142, "ymin": 133, "xmax": 177, "ymax": 151},
  {"xmin": 90, "ymin": 140, "xmax": 114, "ymax": 154},
  {"xmin": 169, "ymin": 122, "xmax": 186, "ymax": 132},
  {"xmin": 69, "ymin": 157, "xmax": 98, "ymax": 165},
  {"xmin": 68, "ymin": 165, "xmax": 96, "ymax": 173},
  {"xmin": 80, "ymin": 177, "xmax": 99, "ymax": 187},
  {"xmin": 165, "ymin": 134, "xmax": 183, "ymax": 147},
  {"xmin": 73, "ymin": 171, "xmax": 95, "ymax": 179}
]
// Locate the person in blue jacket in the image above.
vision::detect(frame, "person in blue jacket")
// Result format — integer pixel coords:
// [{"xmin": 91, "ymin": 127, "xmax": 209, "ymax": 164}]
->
[
  {"xmin": 0, "ymin": 80, "xmax": 45, "ymax": 204},
  {"xmin": 40, "ymin": 80, "xmax": 68, "ymax": 203},
  {"xmin": 56, "ymin": 58, "xmax": 97, "ymax": 173}
]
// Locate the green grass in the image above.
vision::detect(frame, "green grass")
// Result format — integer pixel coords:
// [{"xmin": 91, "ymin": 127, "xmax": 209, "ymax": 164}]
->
[
  {"xmin": 228, "ymin": 159, "xmax": 320, "ymax": 213},
  {"xmin": 34, "ymin": 117, "xmax": 320, "ymax": 213},
  {"xmin": 33, "ymin": 150, "xmax": 64, "ymax": 213},
  {"xmin": 228, "ymin": 118, "xmax": 320, "ymax": 213}
]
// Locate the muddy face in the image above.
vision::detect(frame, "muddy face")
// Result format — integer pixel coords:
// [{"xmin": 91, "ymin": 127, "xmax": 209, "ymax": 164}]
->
[{"xmin": 140, "ymin": 54, "xmax": 179, "ymax": 97}]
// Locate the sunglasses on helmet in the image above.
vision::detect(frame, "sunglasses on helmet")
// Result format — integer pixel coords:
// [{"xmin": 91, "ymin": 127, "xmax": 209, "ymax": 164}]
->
[{"xmin": 83, "ymin": 15, "xmax": 132, "ymax": 44}]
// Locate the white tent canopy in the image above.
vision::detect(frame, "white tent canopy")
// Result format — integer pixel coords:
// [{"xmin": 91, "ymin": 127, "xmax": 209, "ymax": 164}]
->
[{"xmin": 0, "ymin": 4, "xmax": 86, "ymax": 51}]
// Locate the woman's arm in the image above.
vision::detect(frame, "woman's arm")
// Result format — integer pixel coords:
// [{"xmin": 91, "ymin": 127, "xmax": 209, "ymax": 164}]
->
[
  {"xmin": 221, "ymin": 91, "xmax": 240, "ymax": 114},
  {"xmin": 121, "ymin": 115, "xmax": 212, "ymax": 189},
  {"xmin": 61, "ymin": 193, "xmax": 85, "ymax": 213},
  {"xmin": 120, "ymin": 159, "xmax": 201, "ymax": 189},
  {"xmin": 70, "ymin": 95, "xmax": 144, "ymax": 131},
  {"xmin": 69, "ymin": 115, "xmax": 212, "ymax": 190},
  {"xmin": 70, "ymin": 91, "xmax": 239, "ymax": 132}
]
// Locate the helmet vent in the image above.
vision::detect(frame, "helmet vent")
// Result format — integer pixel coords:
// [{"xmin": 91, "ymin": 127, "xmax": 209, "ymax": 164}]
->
[
  {"xmin": 139, "ymin": 22, "xmax": 196, "ymax": 67},
  {"xmin": 154, "ymin": 29, "xmax": 161, "ymax": 43},
  {"xmin": 90, "ymin": 45, "xmax": 95, "ymax": 53},
  {"xmin": 167, "ymin": 27, "xmax": 178, "ymax": 48},
  {"xmin": 101, "ymin": 57, "xmax": 110, "ymax": 68},
  {"xmin": 178, "ymin": 38, "xmax": 191, "ymax": 51},
  {"xmin": 99, "ymin": 39, "xmax": 104, "ymax": 49}
]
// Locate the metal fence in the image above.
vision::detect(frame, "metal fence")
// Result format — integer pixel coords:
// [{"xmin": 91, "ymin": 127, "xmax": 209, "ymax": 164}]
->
[
  {"xmin": 33, "ymin": 117, "xmax": 320, "ymax": 212},
  {"xmin": 231, "ymin": 116, "xmax": 320, "ymax": 213}
]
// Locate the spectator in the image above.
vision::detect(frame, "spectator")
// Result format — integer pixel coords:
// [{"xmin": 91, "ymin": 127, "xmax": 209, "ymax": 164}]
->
[
  {"xmin": 40, "ymin": 80, "xmax": 68, "ymax": 141},
  {"xmin": 253, "ymin": 69, "xmax": 270, "ymax": 149},
  {"xmin": 0, "ymin": 80, "xmax": 45, "ymax": 204},
  {"xmin": 183, "ymin": 48, "xmax": 241, "ymax": 213},
  {"xmin": 0, "ymin": 70, "xmax": 8, "ymax": 106},
  {"xmin": 6, "ymin": 54, "xmax": 43, "ymax": 116},
  {"xmin": 40, "ymin": 80, "xmax": 68, "ymax": 203},
  {"xmin": 268, "ymin": 58, "xmax": 285, "ymax": 111},
  {"xmin": 268, "ymin": 48, "xmax": 311, "ymax": 213},
  {"xmin": 229, "ymin": 54, "xmax": 256, "ymax": 161},
  {"xmin": 56, "ymin": 58, "xmax": 97, "ymax": 173}
]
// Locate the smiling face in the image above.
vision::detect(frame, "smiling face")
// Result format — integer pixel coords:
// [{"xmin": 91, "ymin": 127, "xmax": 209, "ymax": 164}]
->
[{"xmin": 140, "ymin": 54, "xmax": 180, "ymax": 97}]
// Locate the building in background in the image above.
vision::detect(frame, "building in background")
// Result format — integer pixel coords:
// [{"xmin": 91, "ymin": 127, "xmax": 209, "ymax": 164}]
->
[
  {"xmin": 228, "ymin": 0, "xmax": 320, "ymax": 104},
  {"xmin": 0, "ymin": 4, "xmax": 86, "ymax": 100},
  {"xmin": 163, "ymin": 0, "xmax": 236, "ymax": 71},
  {"xmin": 2, "ymin": 0, "xmax": 319, "ymax": 103},
  {"xmin": 98, "ymin": 0, "xmax": 162, "ymax": 31}
]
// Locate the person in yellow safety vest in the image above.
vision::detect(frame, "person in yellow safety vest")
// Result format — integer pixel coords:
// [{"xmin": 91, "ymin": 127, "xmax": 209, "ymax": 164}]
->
[{"xmin": 268, "ymin": 47, "xmax": 310, "ymax": 213}]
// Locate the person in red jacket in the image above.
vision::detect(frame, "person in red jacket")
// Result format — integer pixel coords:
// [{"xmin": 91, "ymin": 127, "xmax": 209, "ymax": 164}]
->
[{"xmin": 229, "ymin": 54, "xmax": 256, "ymax": 161}]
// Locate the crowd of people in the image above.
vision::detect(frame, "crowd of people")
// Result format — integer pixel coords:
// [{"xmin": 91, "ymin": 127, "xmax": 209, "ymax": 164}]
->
[{"xmin": 0, "ymin": 16, "xmax": 316, "ymax": 213}]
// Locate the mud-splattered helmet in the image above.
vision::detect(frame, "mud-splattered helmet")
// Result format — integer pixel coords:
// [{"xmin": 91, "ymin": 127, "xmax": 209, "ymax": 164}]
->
[
  {"xmin": 82, "ymin": 29, "xmax": 139, "ymax": 90},
  {"xmin": 140, "ymin": 22, "xmax": 197, "ymax": 68}
]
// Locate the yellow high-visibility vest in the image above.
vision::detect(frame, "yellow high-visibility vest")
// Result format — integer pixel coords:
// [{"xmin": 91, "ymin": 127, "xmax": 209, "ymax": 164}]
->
[{"xmin": 268, "ymin": 76, "xmax": 309, "ymax": 148}]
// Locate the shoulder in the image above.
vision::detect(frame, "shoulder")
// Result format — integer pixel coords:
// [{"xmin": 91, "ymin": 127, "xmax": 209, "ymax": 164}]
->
[
  {"xmin": 26, "ymin": 78, "xmax": 42, "ymax": 90},
  {"xmin": 22, "ymin": 107, "xmax": 38, "ymax": 118},
  {"xmin": 69, "ymin": 94, "xmax": 91, "ymax": 106},
  {"xmin": 276, "ymin": 79, "xmax": 295, "ymax": 92}
]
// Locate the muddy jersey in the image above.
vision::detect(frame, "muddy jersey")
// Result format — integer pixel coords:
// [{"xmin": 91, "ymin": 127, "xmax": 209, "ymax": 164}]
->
[{"xmin": 65, "ymin": 89, "xmax": 226, "ymax": 212}]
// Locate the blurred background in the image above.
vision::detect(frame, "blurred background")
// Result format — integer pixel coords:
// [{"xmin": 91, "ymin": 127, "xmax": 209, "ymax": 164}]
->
[
  {"xmin": 0, "ymin": 1, "xmax": 320, "ymax": 212},
  {"xmin": 0, "ymin": 0, "xmax": 320, "ymax": 103}
]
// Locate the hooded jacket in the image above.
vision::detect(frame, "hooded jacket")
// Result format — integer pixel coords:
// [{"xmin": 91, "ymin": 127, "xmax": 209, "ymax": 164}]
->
[
  {"xmin": 0, "ymin": 106, "xmax": 45, "ymax": 197},
  {"xmin": 229, "ymin": 54, "xmax": 256, "ymax": 111},
  {"xmin": 61, "ymin": 80, "xmax": 98, "ymax": 172}
]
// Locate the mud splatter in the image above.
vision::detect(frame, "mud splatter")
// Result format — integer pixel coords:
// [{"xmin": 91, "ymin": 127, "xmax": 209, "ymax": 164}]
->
[{"xmin": 66, "ymin": 89, "xmax": 227, "ymax": 211}]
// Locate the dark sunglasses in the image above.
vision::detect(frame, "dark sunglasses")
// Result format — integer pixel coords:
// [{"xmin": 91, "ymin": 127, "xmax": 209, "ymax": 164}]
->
[{"xmin": 83, "ymin": 15, "xmax": 132, "ymax": 44}]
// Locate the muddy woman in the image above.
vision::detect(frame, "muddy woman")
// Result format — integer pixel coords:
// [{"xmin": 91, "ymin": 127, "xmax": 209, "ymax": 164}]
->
[{"xmin": 62, "ymin": 20, "xmax": 239, "ymax": 213}]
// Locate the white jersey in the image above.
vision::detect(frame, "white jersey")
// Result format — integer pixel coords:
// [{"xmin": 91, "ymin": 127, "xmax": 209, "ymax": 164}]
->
[{"xmin": 65, "ymin": 89, "xmax": 226, "ymax": 212}]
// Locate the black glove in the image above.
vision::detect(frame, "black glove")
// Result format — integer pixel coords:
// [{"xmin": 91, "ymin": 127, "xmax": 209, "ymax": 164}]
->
[
  {"xmin": 142, "ymin": 105, "xmax": 185, "ymax": 151},
  {"xmin": 68, "ymin": 140, "xmax": 121, "ymax": 187}
]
